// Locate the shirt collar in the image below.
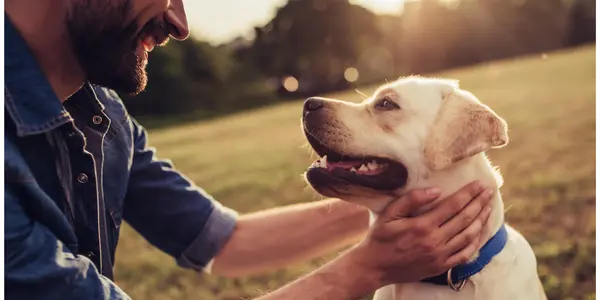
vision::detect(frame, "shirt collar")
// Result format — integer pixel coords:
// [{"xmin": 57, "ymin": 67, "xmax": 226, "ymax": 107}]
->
[{"xmin": 4, "ymin": 14, "xmax": 72, "ymax": 137}]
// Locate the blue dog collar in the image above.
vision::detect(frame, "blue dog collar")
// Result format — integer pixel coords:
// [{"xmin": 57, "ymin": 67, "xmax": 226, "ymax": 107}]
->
[{"xmin": 421, "ymin": 224, "xmax": 508, "ymax": 290}]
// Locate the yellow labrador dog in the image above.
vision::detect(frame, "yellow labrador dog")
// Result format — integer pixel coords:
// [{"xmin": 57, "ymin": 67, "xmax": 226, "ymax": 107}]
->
[{"xmin": 301, "ymin": 76, "xmax": 547, "ymax": 300}]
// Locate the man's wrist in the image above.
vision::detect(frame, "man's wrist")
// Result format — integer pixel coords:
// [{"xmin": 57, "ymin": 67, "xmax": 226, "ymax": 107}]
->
[
  {"xmin": 254, "ymin": 244, "xmax": 382, "ymax": 300},
  {"xmin": 333, "ymin": 246, "xmax": 383, "ymax": 297}
]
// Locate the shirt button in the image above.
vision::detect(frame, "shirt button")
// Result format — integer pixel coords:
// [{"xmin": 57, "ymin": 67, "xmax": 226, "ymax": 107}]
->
[
  {"xmin": 83, "ymin": 251, "xmax": 95, "ymax": 259},
  {"xmin": 67, "ymin": 131, "xmax": 75, "ymax": 137},
  {"xmin": 92, "ymin": 115, "xmax": 103, "ymax": 124},
  {"xmin": 77, "ymin": 173, "xmax": 89, "ymax": 184}
]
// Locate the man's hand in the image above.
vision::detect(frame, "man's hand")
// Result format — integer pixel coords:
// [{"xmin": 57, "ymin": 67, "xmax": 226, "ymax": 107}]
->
[
  {"xmin": 256, "ymin": 181, "xmax": 493, "ymax": 299},
  {"xmin": 347, "ymin": 181, "xmax": 493, "ymax": 288}
]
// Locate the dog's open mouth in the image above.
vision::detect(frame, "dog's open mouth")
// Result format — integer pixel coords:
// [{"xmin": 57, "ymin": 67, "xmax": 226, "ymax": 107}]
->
[{"xmin": 305, "ymin": 132, "xmax": 408, "ymax": 190}]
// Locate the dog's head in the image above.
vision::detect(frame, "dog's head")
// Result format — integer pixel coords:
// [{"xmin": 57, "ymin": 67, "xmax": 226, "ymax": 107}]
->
[{"xmin": 302, "ymin": 76, "xmax": 508, "ymax": 212}]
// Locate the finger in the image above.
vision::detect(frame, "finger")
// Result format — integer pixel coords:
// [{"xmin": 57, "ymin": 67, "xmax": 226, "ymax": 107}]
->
[
  {"xmin": 379, "ymin": 187, "xmax": 441, "ymax": 223},
  {"xmin": 422, "ymin": 181, "xmax": 488, "ymax": 226},
  {"xmin": 476, "ymin": 203, "xmax": 494, "ymax": 249},
  {"xmin": 444, "ymin": 236, "xmax": 481, "ymax": 268},
  {"xmin": 442, "ymin": 205, "xmax": 490, "ymax": 256},
  {"xmin": 439, "ymin": 189, "xmax": 493, "ymax": 240}
]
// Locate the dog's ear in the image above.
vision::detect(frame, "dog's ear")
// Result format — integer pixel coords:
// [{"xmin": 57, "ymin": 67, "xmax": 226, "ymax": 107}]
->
[{"xmin": 423, "ymin": 88, "xmax": 508, "ymax": 170}]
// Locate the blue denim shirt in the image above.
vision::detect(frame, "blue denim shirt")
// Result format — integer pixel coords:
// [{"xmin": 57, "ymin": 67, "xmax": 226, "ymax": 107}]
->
[{"xmin": 4, "ymin": 16, "xmax": 238, "ymax": 299}]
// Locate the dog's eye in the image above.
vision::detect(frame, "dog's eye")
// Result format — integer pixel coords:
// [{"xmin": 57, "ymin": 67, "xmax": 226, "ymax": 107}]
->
[{"xmin": 375, "ymin": 97, "xmax": 400, "ymax": 110}]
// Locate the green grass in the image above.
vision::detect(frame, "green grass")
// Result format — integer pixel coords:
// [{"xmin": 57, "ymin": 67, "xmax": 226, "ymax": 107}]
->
[{"xmin": 114, "ymin": 45, "xmax": 596, "ymax": 300}]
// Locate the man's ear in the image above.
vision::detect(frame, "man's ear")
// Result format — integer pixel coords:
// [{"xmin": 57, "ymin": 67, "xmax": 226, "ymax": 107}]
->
[{"xmin": 423, "ymin": 89, "xmax": 509, "ymax": 170}]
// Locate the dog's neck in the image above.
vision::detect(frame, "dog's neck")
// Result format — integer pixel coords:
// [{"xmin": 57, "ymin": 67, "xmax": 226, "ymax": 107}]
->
[
  {"xmin": 371, "ymin": 153, "xmax": 505, "ymax": 258},
  {"xmin": 420, "ymin": 154, "xmax": 505, "ymax": 249}
]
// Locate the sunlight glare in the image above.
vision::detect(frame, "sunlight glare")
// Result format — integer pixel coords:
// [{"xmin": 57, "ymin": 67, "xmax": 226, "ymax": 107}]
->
[{"xmin": 350, "ymin": 0, "xmax": 406, "ymax": 15}]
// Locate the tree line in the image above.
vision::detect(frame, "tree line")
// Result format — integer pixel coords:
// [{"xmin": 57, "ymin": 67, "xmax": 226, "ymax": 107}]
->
[{"xmin": 120, "ymin": 0, "xmax": 595, "ymax": 123}]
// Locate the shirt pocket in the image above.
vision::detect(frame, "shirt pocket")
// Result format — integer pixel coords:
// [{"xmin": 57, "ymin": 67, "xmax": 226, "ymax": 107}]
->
[
  {"xmin": 103, "ymin": 150, "xmax": 127, "ymax": 252},
  {"xmin": 102, "ymin": 120, "xmax": 133, "ymax": 231},
  {"xmin": 107, "ymin": 200, "xmax": 124, "ymax": 251}
]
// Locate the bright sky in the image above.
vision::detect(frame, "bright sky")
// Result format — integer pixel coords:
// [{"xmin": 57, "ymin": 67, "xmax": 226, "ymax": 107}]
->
[{"xmin": 182, "ymin": 0, "xmax": 406, "ymax": 45}]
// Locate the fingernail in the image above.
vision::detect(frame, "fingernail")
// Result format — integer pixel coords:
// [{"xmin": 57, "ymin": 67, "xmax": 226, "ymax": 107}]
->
[
  {"xmin": 483, "ymin": 189, "xmax": 494, "ymax": 199},
  {"xmin": 426, "ymin": 187, "xmax": 441, "ymax": 196}
]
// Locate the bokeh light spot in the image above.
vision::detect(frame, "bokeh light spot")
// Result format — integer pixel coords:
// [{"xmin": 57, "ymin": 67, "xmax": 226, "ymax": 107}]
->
[
  {"xmin": 283, "ymin": 76, "xmax": 299, "ymax": 92},
  {"xmin": 344, "ymin": 67, "xmax": 359, "ymax": 82}
]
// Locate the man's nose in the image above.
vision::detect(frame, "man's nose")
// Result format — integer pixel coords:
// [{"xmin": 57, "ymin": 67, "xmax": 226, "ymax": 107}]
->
[
  {"xmin": 304, "ymin": 97, "xmax": 325, "ymax": 114},
  {"xmin": 165, "ymin": 0, "xmax": 189, "ymax": 40}
]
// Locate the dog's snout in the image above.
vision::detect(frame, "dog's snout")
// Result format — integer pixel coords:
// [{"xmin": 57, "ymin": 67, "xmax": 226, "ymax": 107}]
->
[{"xmin": 304, "ymin": 97, "xmax": 325, "ymax": 113}]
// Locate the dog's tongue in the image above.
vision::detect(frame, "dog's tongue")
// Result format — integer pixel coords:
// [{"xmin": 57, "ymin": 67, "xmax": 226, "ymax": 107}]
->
[{"xmin": 328, "ymin": 160, "xmax": 361, "ymax": 169}]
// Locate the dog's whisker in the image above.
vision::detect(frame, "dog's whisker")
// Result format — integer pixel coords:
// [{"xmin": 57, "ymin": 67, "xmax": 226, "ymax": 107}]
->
[
  {"xmin": 355, "ymin": 89, "xmax": 368, "ymax": 100},
  {"xmin": 326, "ymin": 202, "xmax": 335, "ymax": 214},
  {"xmin": 340, "ymin": 138, "xmax": 349, "ymax": 160},
  {"xmin": 301, "ymin": 144, "xmax": 315, "ymax": 155},
  {"xmin": 310, "ymin": 192, "xmax": 322, "ymax": 200}
]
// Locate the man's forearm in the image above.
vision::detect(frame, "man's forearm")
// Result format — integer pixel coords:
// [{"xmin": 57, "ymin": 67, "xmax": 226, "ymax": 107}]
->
[
  {"xmin": 211, "ymin": 198, "xmax": 370, "ymax": 277},
  {"xmin": 255, "ymin": 249, "xmax": 379, "ymax": 300}
]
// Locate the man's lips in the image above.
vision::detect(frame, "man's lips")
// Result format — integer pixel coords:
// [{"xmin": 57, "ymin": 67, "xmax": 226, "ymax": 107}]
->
[{"xmin": 141, "ymin": 36, "xmax": 156, "ymax": 52}]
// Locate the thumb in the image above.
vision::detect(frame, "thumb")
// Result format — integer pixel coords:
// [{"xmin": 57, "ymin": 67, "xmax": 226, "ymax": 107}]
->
[{"xmin": 379, "ymin": 187, "xmax": 441, "ymax": 223}]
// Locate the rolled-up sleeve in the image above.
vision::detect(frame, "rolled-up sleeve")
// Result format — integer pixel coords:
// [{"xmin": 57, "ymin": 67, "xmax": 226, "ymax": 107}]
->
[
  {"xmin": 122, "ymin": 118, "xmax": 238, "ymax": 271},
  {"xmin": 5, "ymin": 187, "xmax": 131, "ymax": 300}
]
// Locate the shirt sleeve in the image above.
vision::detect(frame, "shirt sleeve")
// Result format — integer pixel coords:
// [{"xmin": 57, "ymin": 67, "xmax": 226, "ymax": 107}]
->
[
  {"xmin": 5, "ymin": 186, "xmax": 131, "ymax": 300},
  {"xmin": 122, "ymin": 118, "xmax": 238, "ymax": 271}
]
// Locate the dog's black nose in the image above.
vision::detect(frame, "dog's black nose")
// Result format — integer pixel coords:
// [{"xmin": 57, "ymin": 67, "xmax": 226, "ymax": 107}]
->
[{"xmin": 304, "ymin": 97, "xmax": 324, "ymax": 113}]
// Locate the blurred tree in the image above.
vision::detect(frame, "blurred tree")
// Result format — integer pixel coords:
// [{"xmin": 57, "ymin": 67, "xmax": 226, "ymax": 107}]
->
[
  {"xmin": 119, "ymin": 0, "xmax": 586, "ymax": 125},
  {"xmin": 397, "ymin": 0, "xmax": 572, "ymax": 74},
  {"xmin": 565, "ymin": 0, "xmax": 596, "ymax": 46},
  {"xmin": 121, "ymin": 38, "xmax": 277, "ymax": 119},
  {"xmin": 238, "ymin": 0, "xmax": 385, "ymax": 97}
]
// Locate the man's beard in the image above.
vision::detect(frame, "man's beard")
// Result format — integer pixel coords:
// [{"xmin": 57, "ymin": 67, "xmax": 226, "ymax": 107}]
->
[{"xmin": 67, "ymin": 0, "xmax": 168, "ymax": 95}]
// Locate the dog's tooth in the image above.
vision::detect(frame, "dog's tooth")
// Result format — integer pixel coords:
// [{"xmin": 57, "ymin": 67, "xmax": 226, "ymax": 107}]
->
[
  {"xmin": 322, "ymin": 158, "xmax": 327, "ymax": 168},
  {"xmin": 359, "ymin": 164, "xmax": 368, "ymax": 172},
  {"xmin": 367, "ymin": 162, "xmax": 378, "ymax": 170},
  {"xmin": 322, "ymin": 155, "xmax": 328, "ymax": 163},
  {"xmin": 350, "ymin": 167, "xmax": 357, "ymax": 172}
]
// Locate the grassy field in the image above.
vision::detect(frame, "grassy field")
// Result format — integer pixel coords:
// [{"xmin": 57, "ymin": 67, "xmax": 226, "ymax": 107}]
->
[{"xmin": 113, "ymin": 45, "xmax": 596, "ymax": 300}]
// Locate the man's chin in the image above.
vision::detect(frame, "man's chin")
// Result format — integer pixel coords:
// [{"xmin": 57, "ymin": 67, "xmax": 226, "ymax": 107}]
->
[
  {"xmin": 88, "ymin": 66, "xmax": 147, "ymax": 96},
  {"xmin": 91, "ymin": 76, "xmax": 146, "ymax": 96},
  {"xmin": 123, "ymin": 74, "xmax": 147, "ymax": 96}
]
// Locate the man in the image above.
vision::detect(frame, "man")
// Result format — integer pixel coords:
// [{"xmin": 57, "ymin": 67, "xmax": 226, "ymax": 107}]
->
[{"xmin": 4, "ymin": 1, "xmax": 493, "ymax": 299}]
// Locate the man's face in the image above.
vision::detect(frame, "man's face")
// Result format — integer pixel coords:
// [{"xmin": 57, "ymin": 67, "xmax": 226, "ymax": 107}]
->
[{"xmin": 67, "ymin": 0, "xmax": 189, "ymax": 95}]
